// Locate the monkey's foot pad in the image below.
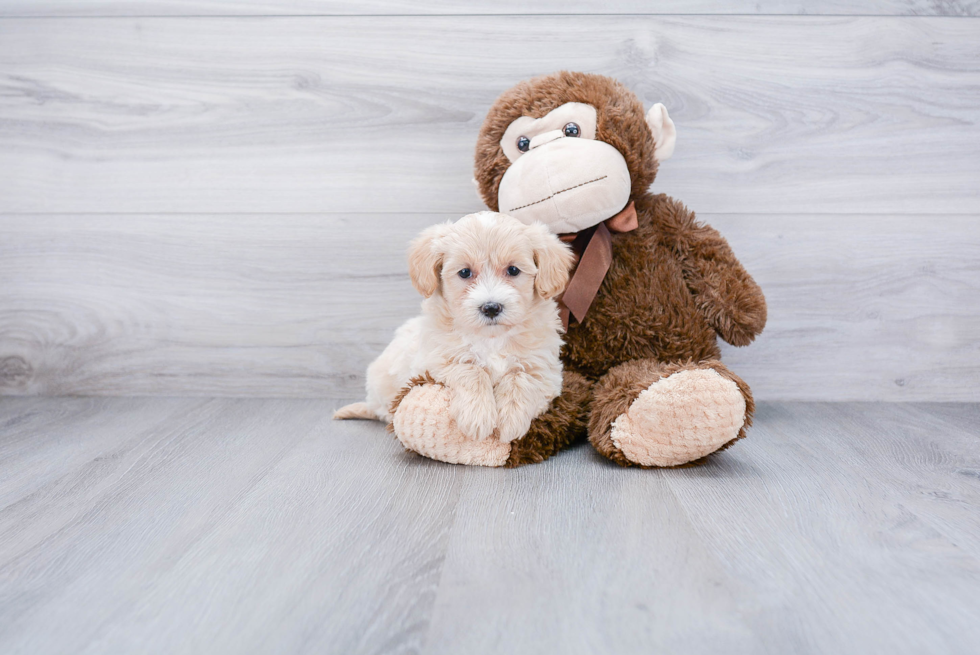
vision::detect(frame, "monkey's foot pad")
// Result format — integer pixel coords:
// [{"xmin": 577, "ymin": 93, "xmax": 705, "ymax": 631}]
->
[
  {"xmin": 610, "ymin": 368, "xmax": 746, "ymax": 467},
  {"xmin": 392, "ymin": 384, "xmax": 511, "ymax": 467}
]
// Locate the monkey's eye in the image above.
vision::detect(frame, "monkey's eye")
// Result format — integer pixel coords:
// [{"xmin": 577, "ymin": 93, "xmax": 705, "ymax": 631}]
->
[
  {"xmin": 516, "ymin": 136, "xmax": 530, "ymax": 152},
  {"xmin": 458, "ymin": 268, "xmax": 472, "ymax": 279},
  {"xmin": 506, "ymin": 266, "xmax": 521, "ymax": 277},
  {"xmin": 563, "ymin": 122, "xmax": 581, "ymax": 137}
]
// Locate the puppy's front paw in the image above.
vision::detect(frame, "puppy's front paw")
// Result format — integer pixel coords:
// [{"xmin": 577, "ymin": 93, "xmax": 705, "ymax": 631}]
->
[
  {"xmin": 451, "ymin": 394, "xmax": 497, "ymax": 441},
  {"xmin": 496, "ymin": 408, "xmax": 533, "ymax": 444}
]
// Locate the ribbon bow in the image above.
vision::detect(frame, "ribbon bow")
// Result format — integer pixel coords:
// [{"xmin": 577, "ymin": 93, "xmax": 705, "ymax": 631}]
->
[{"xmin": 557, "ymin": 201, "xmax": 638, "ymax": 330}]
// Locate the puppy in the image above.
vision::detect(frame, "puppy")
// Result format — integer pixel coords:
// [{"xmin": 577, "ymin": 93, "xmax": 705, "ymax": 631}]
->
[{"xmin": 334, "ymin": 211, "xmax": 574, "ymax": 443}]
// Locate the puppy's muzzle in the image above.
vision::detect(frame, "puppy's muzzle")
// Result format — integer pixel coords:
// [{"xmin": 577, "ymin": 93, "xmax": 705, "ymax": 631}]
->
[{"xmin": 480, "ymin": 302, "xmax": 503, "ymax": 319}]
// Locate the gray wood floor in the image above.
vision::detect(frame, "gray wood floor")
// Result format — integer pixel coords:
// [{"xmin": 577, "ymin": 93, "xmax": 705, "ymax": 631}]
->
[{"xmin": 1, "ymin": 397, "xmax": 978, "ymax": 654}]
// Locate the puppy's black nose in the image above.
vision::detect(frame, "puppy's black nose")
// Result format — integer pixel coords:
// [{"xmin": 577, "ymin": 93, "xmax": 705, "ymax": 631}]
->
[{"xmin": 480, "ymin": 302, "xmax": 503, "ymax": 319}]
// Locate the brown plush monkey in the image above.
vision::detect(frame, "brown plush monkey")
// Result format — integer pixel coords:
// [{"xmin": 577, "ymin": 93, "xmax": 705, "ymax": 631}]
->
[{"xmin": 391, "ymin": 72, "xmax": 767, "ymax": 468}]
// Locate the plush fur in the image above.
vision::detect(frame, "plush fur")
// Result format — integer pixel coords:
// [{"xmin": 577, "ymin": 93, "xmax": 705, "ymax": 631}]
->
[
  {"xmin": 394, "ymin": 71, "xmax": 767, "ymax": 468},
  {"xmin": 475, "ymin": 72, "xmax": 659, "ymax": 214},
  {"xmin": 386, "ymin": 370, "xmax": 592, "ymax": 468},
  {"xmin": 504, "ymin": 370, "xmax": 593, "ymax": 467},
  {"xmin": 588, "ymin": 359, "xmax": 754, "ymax": 468},
  {"xmin": 335, "ymin": 212, "xmax": 574, "ymax": 445}
]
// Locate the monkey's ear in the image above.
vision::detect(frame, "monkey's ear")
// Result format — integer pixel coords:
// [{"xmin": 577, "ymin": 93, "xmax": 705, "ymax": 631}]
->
[
  {"xmin": 407, "ymin": 223, "xmax": 450, "ymax": 298},
  {"xmin": 646, "ymin": 103, "xmax": 676, "ymax": 162},
  {"xmin": 530, "ymin": 224, "xmax": 575, "ymax": 300}
]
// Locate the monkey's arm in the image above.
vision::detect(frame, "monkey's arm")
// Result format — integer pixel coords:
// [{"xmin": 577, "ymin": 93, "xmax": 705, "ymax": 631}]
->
[{"xmin": 670, "ymin": 208, "xmax": 767, "ymax": 347}]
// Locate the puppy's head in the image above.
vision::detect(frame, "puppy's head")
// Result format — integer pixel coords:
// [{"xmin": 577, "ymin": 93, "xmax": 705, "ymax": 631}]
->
[{"xmin": 407, "ymin": 212, "xmax": 574, "ymax": 330}]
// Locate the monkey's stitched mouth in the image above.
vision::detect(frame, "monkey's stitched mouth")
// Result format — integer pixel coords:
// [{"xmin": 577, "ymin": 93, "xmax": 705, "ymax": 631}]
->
[{"xmin": 508, "ymin": 175, "xmax": 607, "ymax": 212}]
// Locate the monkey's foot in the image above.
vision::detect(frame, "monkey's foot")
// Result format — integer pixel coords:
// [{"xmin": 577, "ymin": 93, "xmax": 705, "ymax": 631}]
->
[
  {"xmin": 391, "ymin": 382, "xmax": 511, "ymax": 467},
  {"xmin": 590, "ymin": 360, "xmax": 753, "ymax": 467}
]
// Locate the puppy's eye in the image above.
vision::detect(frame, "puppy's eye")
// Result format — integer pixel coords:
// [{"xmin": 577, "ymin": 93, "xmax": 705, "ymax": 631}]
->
[
  {"xmin": 563, "ymin": 122, "xmax": 580, "ymax": 137},
  {"xmin": 506, "ymin": 266, "xmax": 521, "ymax": 277},
  {"xmin": 458, "ymin": 268, "xmax": 472, "ymax": 279},
  {"xmin": 516, "ymin": 136, "xmax": 530, "ymax": 152}
]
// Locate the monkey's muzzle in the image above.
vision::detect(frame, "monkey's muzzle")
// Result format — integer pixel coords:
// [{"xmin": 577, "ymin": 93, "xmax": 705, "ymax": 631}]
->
[{"xmin": 498, "ymin": 137, "xmax": 631, "ymax": 235}]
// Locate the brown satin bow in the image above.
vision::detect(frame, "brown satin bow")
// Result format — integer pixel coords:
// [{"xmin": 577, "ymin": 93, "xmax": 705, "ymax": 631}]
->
[{"xmin": 557, "ymin": 201, "xmax": 638, "ymax": 330}]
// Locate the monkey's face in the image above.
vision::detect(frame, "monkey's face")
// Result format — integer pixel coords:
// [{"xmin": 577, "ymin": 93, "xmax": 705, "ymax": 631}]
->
[
  {"xmin": 474, "ymin": 72, "xmax": 677, "ymax": 236},
  {"xmin": 497, "ymin": 102, "xmax": 632, "ymax": 234}
]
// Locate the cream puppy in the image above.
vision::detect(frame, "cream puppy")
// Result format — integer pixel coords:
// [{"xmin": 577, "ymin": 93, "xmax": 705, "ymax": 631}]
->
[{"xmin": 334, "ymin": 211, "xmax": 574, "ymax": 443}]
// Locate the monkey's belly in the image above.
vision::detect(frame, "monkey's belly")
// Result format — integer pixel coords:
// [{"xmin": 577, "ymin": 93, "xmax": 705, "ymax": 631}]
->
[{"xmin": 561, "ymin": 275, "xmax": 721, "ymax": 379}]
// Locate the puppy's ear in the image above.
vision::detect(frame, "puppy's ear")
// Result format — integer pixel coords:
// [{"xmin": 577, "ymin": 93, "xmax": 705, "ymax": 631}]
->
[
  {"xmin": 530, "ymin": 223, "xmax": 575, "ymax": 299},
  {"xmin": 407, "ymin": 222, "xmax": 450, "ymax": 298}
]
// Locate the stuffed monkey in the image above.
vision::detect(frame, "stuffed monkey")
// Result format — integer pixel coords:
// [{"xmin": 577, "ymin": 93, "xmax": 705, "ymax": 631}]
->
[{"xmin": 391, "ymin": 72, "xmax": 767, "ymax": 468}]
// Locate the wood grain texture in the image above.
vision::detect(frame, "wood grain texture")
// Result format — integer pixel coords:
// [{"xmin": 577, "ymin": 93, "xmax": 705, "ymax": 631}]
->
[
  {"xmin": 1, "ymin": 398, "xmax": 978, "ymax": 654},
  {"xmin": 0, "ymin": 397, "xmax": 466, "ymax": 654},
  {"xmin": 0, "ymin": 17, "xmax": 978, "ymax": 215},
  {"xmin": 3, "ymin": 1, "xmax": 978, "ymax": 16},
  {"xmin": 0, "ymin": 213, "xmax": 977, "ymax": 400},
  {"xmin": 718, "ymin": 214, "xmax": 980, "ymax": 401},
  {"xmin": 0, "ymin": 213, "xmax": 431, "ymax": 397},
  {"xmin": 425, "ymin": 402, "xmax": 980, "ymax": 654}
]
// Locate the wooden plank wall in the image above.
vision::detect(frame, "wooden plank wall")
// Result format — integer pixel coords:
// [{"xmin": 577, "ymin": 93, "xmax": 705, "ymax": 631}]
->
[{"xmin": 0, "ymin": 4, "xmax": 978, "ymax": 400}]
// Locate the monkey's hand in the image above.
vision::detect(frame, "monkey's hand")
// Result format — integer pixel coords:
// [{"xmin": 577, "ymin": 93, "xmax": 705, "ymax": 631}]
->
[
  {"xmin": 691, "ymin": 264, "xmax": 768, "ymax": 347},
  {"xmin": 672, "ymin": 204, "xmax": 767, "ymax": 346}
]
